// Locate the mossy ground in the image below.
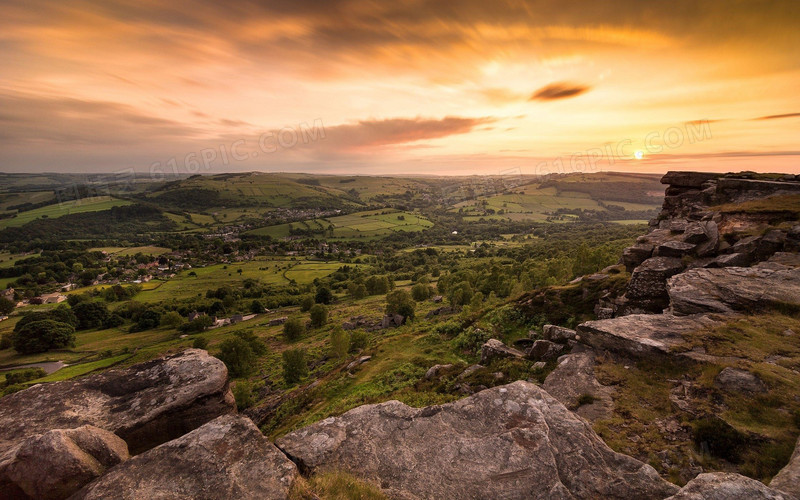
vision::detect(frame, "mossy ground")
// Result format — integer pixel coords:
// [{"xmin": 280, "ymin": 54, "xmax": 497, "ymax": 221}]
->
[{"xmin": 593, "ymin": 312, "xmax": 800, "ymax": 484}]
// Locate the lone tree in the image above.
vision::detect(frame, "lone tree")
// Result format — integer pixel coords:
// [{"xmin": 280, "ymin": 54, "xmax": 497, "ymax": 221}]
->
[
  {"xmin": 0, "ymin": 297, "xmax": 14, "ymax": 316},
  {"xmin": 217, "ymin": 337, "xmax": 257, "ymax": 378},
  {"xmin": 13, "ymin": 320, "xmax": 75, "ymax": 354},
  {"xmin": 309, "ymin": 304, "xmax": 328, "ymax": 328},
  {"xmin": 385, "ymin": 289, "xmax": 415, "ymax": 320},
  {"xmin": 282, "ymin": 348, "xmax": 308, "ymax": 384},
  {"xmin": 283, "ymin": 317, "xmax": 304, "ymax": 342},
  {"xmin": 329, "ymin": 327, "xmax": 349, "ymax": 359},
  {"xmin": 314, "ymin": 287, "xmax": 333, "ymax": 305}
]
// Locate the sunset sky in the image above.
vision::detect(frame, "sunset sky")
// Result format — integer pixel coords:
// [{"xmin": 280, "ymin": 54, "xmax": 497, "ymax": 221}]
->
[{"xmin": 1, "ymin": 0, "xmax": 798, "ymax": 175}]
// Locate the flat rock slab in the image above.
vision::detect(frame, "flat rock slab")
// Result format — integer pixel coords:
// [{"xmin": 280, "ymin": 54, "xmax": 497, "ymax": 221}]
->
[
  {"xmin": 577, "ymin": 314, "xmax": 722, "ymax": 359},
  {"xmin": 72, "ymin": 415, "xmax": 297, "ymax": 500},
  {"xmin": 542, "ymin": 351, "xmax": 615, "ymax": 422},
  {"xmin": 0, "ymin": 349, "xmax": 235, "ymax": 455},
  {"xmin": 665, "ymin": 472, "xmax": 790, "ymax": 500},
  {"xmin": 276, "ymin": 381, "xmax": 678, "ymax": 500},
  {"xmin": 668, "ymin": 265, "xmax": 800, "ymax": 315}
]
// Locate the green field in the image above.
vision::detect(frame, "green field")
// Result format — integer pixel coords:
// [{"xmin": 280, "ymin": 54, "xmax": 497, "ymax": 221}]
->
[
  {"xmin": 0, "ymin": 196, "xmax": 132, "ymax": 229},
  {"xmin": 136, "ymin": 258, "xmax": 356, "ymax": 302},
  {"xmin": 247, "ymin": 209, "xmax": 433, "ymax": 240},
  {"xmin": 454, "ymin": 185, "xmax": 603, "ymax": 221},
  {"xmin": 88, "ymin": 246, "xmax": 171, "ymax": 257}
]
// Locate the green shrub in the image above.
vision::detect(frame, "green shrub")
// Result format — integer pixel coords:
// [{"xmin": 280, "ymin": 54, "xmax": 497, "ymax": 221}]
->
[
  {"xmin": 161, "ymin": 311, "xmax": 185, "ymax": 329},
  {"xmin": 452, "ymin": 327, "xmax": 490, "ymax": 354},
  {"xmin": 577, "ymin": 393, "xmax": 595, "ymax": 406},
  {"xmin": 232, "ymin": 380, "xmax": 254, "ymax": 410},
  {"xmin": 300, "ymin": 295, "xmax": 314, "ymax": 312},
  {"xmin": 411, "ymin": 283, "xmax": 432, "ymax": 301},
  {"xmin": 309, "ymin": 304, "xmax": 328, "ymax": 328},
  {"xmin": 283, "ymin": 317, "xmax": 304, "ymax": 342},
  {"xmin": 435, "ymin": 320, "xmax": 463, "ymax": 338},
  {"xmin": 315, "ymin": 287, "xmax": 333, "ymax": 305},
  {"xmin": 349, "ymin": 330, "xmax": 368, "ymax": 352},
  {"xmin": 192, "ymin": 336, "xmax": 209, "ymax": 349},
  {"xmin": 329, "ymin": 328, "xmax": 349, "ymax": 359},
  {"xmin": 385, "ymin": 290, "xmax": 415, "ymax": 320},
  {"xmin": 0, "ymin": 333, "xmax": 12, "ymax": 350},
  {"xmin": 217, "ymin": 337, "xmax": 257, "ymax": 378},
  {"xmin": 282, "ymin": 348, "xmax": 308, "ymax": 384},
  {"xmin": 4, "ymin": 368, "xmax": 45, "ymax": 386}
]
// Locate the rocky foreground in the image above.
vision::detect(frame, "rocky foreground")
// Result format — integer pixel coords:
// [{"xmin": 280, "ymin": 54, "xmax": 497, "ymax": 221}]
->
[{"xmin": 1, "ymin": 171, "xmax": 800, "ymax": 499}]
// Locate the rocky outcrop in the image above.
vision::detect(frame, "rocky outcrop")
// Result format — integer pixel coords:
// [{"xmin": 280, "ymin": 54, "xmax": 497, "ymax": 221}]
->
[
  {"xmin": 0, "ymin": 349, "xmax": 235, "ymax": 456},
  {"xmin": 612, "ymin": 171, "xmax": 800, "ymax": 318},
  {"xmin": 771, "ymin": 435, "xmax": 800, "ymax": 498},
  {"xmin": 668, "ymin": 264, "xmax": 800, "ymax": 315},
  {"xmin": 665, "ymin": 472, "xmax": 790, "ymax": 500},
  {"xmin": 542, "ymin": 351, "xmax": 614, "ymax": 422},
  {"xmin": 72, "ymin": 415, "xmax": 297, "ymax": 500},
  {"xmin": 0, "ymin": 426, "xmax": 128, "ymax": 500},
  {"xmin": 276, "ymin": 381, "xmax": 678, "ymax": 500},
  {"xmin": 577, "ymin": 313, "xmax": 722, "ymax": 359},
  {"xmin": 479, "ymin": 338, "xmax": 524, "ymax": 364}
]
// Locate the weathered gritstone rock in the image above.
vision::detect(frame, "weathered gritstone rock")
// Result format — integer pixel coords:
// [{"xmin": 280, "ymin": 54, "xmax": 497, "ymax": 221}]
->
[
  {"xmin": 577, "ymin": 313, "xmax": 722, "ymax": 359},
  {"xmin": 661, "ymin": 172, "xmax": 722, "ymax": 188},
  {"xmin": 665, "ymin": 472, "xmax": 790, "ymax": 500},
  {"xmin": 480, "ymin": 338, "xmax": 524, "ymax": 364},
  {"xmin": 0, "ymin": 425, "xmax": 128, "ymax": 500},
  {"xmin": 668, "ymin": 265, "xmax": 800, "ymax": 315},
  {"xmin": 714, "ymin": 367, "xmax": 768, "ymax": 394},
  {"xmin": 542, "ymin": 324, "xmax": 577, "ymax": 343},
  {"xmin": 71, "ymin": 415, "xmax": 297, "ymax": 500},
  {"xmin": 542, "ymin": 351, "xmax": 614, "ymax": 422},
  {"xmin": 770, "ymin": 434, "xmax": 800, "ymax": 498},
  {"xmin": 276, "ymin": 381, "xmax": 678, "ymax": 500},
  {"xmin": 526, "ymin": 339, "xmax": 564, "ymax": 361},
  {"xmin": 0, "ymin": 349, "xmax": 235, "ymax": 456},
  {"xmin": 623, "ymin": 257, "xmax": 685, "ymax": 314}
]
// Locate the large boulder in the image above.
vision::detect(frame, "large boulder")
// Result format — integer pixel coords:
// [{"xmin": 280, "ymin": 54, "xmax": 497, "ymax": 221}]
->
[
  {"xmin": 542, "ymin": 325, "xmax": 577, "ymax": 343},
  {"xmin": 714, "ymin": 367, "xmax": 768, "ymax": 394},
  {"xmin": 72, "ymin": 415, "xmax": 297, "ymax": 500},
  {"xmin": 577, "ymin": 314, "xmax": 722, "ymax": 359},
  {"xmin": 276, "ymin": 381, "xmax": 678, "ymax": 500},
  {"xmin": 771, "ymin": 435, "xmax": 800, "ymax": 498},
  {"xmin": 623, "ymin": 257, "xmax": 684, "ymax": 313},
  {"xmin": 0, "ymin": 349, "xmax": 235, "ymax": 455},
  {"xmin": 480, "ymin": 339, "xmax": 524, "ymax": 364},
  {"xmin": 525, "ymin": 339, "xmax": 564, "ymax": 361},
  {"xmin": 665, "ymin": 472, "xmax": 789, "ymax": 500},
  {"xmin": 668, "ymin": 265, "xmax": 800, "ymax": 315},
  {"xmin": 542, "ymin": 351, "xmax": 614, "ymax": 422},
  {"xmin": 0, "ymin": 425, "xmax": 128, "ymax": 500}
]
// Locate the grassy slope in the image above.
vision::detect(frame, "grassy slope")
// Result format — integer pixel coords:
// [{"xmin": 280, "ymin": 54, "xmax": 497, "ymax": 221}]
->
[
  {"xmin": 0, "ymin": 196, "xmax": 132, "ymax": 229},
  {"xmin": 247, "ymin": 209, "xmax": 434, "ymax": 240}
]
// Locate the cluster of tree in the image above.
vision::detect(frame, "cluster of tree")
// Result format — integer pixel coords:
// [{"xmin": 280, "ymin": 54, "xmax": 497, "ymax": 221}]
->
[{"xmin": 0, "ymin": 204, "xmax": 176, "ymax": 244}]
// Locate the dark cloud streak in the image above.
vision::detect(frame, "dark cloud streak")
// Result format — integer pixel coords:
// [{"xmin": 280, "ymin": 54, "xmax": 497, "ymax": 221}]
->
[{"xmin": 530, "ymin": 83, "xmax": 590, "ymax": 101}]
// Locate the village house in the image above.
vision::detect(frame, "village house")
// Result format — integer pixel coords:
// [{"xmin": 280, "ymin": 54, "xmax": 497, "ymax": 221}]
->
[{"xmin": 30, "ymin": 293, "xmax": 67, "ymax": 305}]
